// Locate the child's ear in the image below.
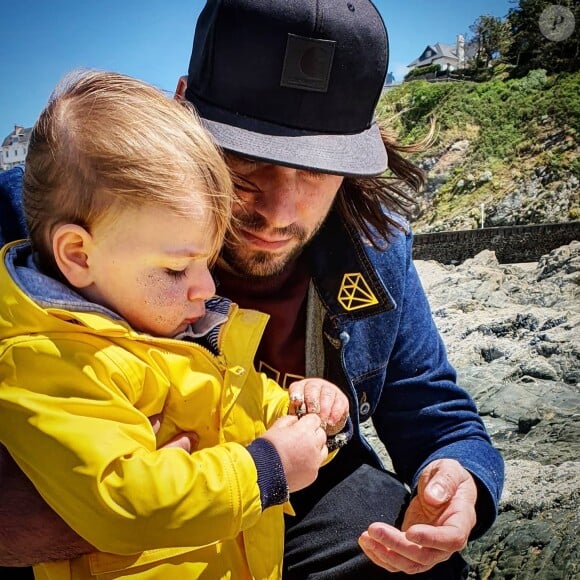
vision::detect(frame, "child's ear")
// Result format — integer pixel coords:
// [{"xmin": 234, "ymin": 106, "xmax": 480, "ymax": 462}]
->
[{"xmin": 52, "ymin": 224, "xmax": 95, "ymax": 289}]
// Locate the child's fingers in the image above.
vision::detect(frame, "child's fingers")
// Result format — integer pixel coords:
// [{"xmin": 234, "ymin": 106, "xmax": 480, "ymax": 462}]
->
[
  {"xmin": 288, "ymin": 383, "xmax": 306, "ymax": 417},
  {"xmin": 326, "ymin": 392, "xmax": 350, "ymax": 435},
  {"xmin": 302, "ymin": 379, "xmax": 323, "ymax": 416}
]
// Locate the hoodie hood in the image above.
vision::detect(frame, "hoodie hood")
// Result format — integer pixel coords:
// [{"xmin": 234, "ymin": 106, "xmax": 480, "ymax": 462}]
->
[{"xmin": 0, "ymin": 241, "xmax": 228, "ymax": 346}]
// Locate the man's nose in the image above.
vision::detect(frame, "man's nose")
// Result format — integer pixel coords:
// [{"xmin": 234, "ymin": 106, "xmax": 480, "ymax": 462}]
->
[
  {"xmin": 187, "ymin": 268, "xmax": 216, "ymax": 302},
  {"xmin": 253, "ymin": 167, "xmax": 301, "ymax": 229}
]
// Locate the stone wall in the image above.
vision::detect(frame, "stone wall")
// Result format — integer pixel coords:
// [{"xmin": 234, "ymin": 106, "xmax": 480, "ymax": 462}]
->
[{"xmin": 413, "ymin": 222, "xmax": 580, "ymax": 264}]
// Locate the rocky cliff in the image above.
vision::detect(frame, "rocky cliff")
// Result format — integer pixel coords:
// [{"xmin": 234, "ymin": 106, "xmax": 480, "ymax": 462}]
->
[
  {"xmin": 377, "ymin": 72, "xmax": 579, "ymax": 234},
  {"xmin": 362, "ymin": 241, "xmax": 579, "ymax": 579}
]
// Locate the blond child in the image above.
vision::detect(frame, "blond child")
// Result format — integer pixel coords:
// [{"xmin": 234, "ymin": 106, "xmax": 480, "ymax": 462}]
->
[{"xmin": 0, "ymin": 70, "xmax": 349, "ymax": 579}]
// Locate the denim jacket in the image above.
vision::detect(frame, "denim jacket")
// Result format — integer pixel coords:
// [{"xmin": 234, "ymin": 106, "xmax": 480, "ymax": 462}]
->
[
  {"xmin": 0, "ymin": 166, "xmax": 26, "ymax": 247},
  {"xmin": 0, "ymin": 167, "xmax": 503, "ymax": 538},
  {"xmin": 302, "ymin": 208, "xmax": 504, "ymax": 538}
]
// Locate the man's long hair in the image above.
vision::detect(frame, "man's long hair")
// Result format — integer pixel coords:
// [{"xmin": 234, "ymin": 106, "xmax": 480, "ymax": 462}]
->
[{"xmin": 336, "ymin": 123, "xmax": 433, "ymax": 249}]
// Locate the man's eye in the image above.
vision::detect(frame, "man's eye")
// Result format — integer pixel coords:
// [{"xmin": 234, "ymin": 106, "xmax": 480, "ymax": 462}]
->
[
  {"xmin": 239, "ymin": 158, "xmax": 257, "ymax": 167},
  {"xmin": 228, "ymin": 154, "xmax": 260, "ymax": 171},
  {"xmin": 165, "ymin": 268, "xmax": 187, "ymax": 280},
  {"xmin": 304, "ymin": 170, "xmax": 325, "ymax": 180}
]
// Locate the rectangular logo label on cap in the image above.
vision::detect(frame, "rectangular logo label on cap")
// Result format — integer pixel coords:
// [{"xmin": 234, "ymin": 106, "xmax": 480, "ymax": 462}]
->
[{"xmin": 280, "ymin": 34, "xmax": 336, "ymax": 93}]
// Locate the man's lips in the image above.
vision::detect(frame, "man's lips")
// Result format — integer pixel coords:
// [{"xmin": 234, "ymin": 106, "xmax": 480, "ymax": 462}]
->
[{"xmin": 239, "ymin": 229, "xmax": 293, "ymax": 250}]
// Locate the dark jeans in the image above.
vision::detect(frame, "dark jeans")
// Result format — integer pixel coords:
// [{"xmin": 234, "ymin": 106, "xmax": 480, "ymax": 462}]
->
[
  {"xmin": 0, "ymin": 466, "xmax": 468, "ymax": 580},
  {"xmin": 283, "ymin": 463, "xmax": 469, "ymax": 579}
]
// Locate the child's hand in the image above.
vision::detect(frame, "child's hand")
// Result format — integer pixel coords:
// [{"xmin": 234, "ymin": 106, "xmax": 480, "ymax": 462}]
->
[
  {"xmin": 288, "ymin": 378, "xmax": 349, "ymax": 436},
  {"xmin": 261, "ymin": 414, "xmax": 328, "ymax": 492}
]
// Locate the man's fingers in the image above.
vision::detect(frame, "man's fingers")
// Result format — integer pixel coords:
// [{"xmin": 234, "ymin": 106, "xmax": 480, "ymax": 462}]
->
[
  {"xmin": 362, "ymin": 462, "xmax": 477, "ymax": 574},
  {"xmin": 361, "ymin": 523, "xmax": 452, "ymax": 573},
  {"xmin": 405, "ymin": 522, "xmax": 468, "ymax": 551},
  {"xmin": 148, "ymin": 413, "xmax": 162, "ymax": 434},
  {"xmin": 405, "ymin": 503, "xmax": 473, "ymax": 551},
  {"xmin": 359, "ymin": 529, "xmax": 446, "ymax": 574},
  {"xmin": 367, "ymin": 523, "xmax": 450, "ymax": 565},
  {"xmin": 358, "ymin": 532, "xmax": 399, "ymax": 573},
  {"xmin": 421, "ymin": 470, "xmax": 458, "ymax": 507},
  {"xmin": 160, "ymin": 432, "xmax": 199, "ymax": 452},
  {"xmin": 367, "ymin": 522, "xmax": 424, "ymax": 559},
  {"xmin": 419, "ymin": 459, "xmax": 472, "ymax": 507},
  {"xmin": 425, "ymin": 479, "xmax": 452, "ymax": 504}
]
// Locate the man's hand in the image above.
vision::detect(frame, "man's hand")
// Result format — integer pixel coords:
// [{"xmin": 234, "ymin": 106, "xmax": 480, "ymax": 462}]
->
[
  {"xmin": 358, "ymin": 459, "xmax": 477, "ymax": 574},
  {"xmin": 0, "ymin": 446, "xmax": 93, "ymax": 566},
  {"xmin": 260, "ymin": 414, "xmax": 328, "ymax": 492},
  {"xmin": 149, "ymin": 413, "xmax": 199, "ymax": 452},
  {"xmin": 288, "ymin": 378, "xmax": 349, "ymax": 436},
  {"xmin": 0, "ymin": 415, "xmax": 198, "ymax": 566}
]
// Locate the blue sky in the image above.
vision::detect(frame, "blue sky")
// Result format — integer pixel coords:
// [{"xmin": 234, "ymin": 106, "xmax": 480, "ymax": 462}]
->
[{"xmin": 0, "ymin": 0, "xmax": 512, "ymax": 140}]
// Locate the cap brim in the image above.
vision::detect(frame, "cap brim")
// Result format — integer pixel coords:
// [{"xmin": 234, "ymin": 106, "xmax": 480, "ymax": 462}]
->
[{"xmin": 194, "ymin": 101, "xmax": 388, "ymax": 177}]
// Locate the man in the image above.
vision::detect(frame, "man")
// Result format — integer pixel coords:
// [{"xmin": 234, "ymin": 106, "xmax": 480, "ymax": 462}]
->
[{"xmin": 0, "ymin": 0, "xmax": 503, "ymax": 578}]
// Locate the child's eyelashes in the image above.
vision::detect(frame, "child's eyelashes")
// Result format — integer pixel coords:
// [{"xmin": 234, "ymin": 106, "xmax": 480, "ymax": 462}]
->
[{"xmin": 165, "ymin": 268, "xmax": 188, "ymax": 280}]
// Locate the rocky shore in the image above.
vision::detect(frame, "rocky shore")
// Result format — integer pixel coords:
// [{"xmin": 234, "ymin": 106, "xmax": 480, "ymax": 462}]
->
[{"xmin": 362, "ymin": 241, "xmax": 579, "ymax": 579}]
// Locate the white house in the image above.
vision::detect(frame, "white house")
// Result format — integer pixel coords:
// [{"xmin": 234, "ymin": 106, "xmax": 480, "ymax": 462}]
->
[
  {"xmin": 407, "ymin": 35, "xmax": 473, "ymax": 73},
  {"xmin": 1, "ymin": 125, "xmax": 32, "ymax": 170}
]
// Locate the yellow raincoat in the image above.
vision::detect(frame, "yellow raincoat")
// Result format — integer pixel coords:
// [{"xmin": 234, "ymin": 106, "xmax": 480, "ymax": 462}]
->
[{"xmin": 0, "ymin": 242, "xmax": 293, "ymax": 579}]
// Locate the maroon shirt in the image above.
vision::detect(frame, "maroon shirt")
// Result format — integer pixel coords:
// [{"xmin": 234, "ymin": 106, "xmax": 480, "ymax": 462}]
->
[{"xmin": 214, "ymin": 260, "xmax": 310, "ymax": 388}]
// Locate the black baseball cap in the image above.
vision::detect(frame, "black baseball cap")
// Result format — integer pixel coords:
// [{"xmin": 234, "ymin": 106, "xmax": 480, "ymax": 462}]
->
[{"xmin": 185, "ymin": 0, "xmax": 389, "ymax": 176}]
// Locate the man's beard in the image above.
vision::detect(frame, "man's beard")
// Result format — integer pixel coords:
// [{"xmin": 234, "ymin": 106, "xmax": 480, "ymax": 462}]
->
[
  {"xmin": 220, "ymin": 240, "xmax": 304, "ymax": 278},
  {"xmin": 219, "ymin": 212, "xmax": 321, "ymax": 278}
]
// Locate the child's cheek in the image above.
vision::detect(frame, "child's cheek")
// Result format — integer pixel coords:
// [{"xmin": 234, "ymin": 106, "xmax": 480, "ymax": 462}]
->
[{"xmin": 139, "ymin": 275, "xmax": 182, "ymax": 310}]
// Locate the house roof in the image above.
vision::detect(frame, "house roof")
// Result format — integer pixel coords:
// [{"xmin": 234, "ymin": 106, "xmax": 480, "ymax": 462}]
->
[
  {"xmin": 408, "ymin": 42, "xmax": 458, "ymax": 68},
  {"xmin": 2, "ymin": 127, "xmax": 32, "ymax": 148}
]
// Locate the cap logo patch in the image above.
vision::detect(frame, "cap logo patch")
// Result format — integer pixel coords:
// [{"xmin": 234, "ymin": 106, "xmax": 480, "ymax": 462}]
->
[
  {"xmin": 280, "ymin": 34, "xmax": 336, "ymax": 93},
  {"xmin": 338, "ymin": 273, "xmax": 379, "ymax": 312}
]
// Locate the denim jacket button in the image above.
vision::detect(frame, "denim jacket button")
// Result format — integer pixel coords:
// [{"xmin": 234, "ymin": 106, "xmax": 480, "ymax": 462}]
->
[
  {"xmin": 360, "ymin": 401, "xmax": 371, "ymax": 415},
  {"xmin": 339, "ymin": 331, "xmax": 350, "ymax": 345}
]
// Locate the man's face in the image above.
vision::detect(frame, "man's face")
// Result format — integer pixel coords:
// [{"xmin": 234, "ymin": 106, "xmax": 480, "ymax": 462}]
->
[
  {"xmin": 221, "ymin": 156, "xmax": 344, "ymax": 277},
  {"xmin": 82, "ymin": 203, "xmax": 217, "ymax": 337}
]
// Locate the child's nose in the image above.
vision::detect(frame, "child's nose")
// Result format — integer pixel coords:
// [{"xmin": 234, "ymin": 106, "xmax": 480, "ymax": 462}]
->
[{"xmin": 187, "ymin": 268, "xmax": 216, "ymax": 302}]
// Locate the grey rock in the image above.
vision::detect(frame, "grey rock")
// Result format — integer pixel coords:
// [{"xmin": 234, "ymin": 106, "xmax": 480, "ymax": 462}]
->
[
  {"xmin": 363, "ymin": 242, "xmax": 580, "ymax": 579},
  {"xmin": 478, "ymin": 170, "xmax": 493, "ymax": 183}
]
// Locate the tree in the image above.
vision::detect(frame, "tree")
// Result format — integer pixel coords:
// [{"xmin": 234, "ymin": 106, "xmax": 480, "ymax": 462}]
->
[
  {"xmin": 506, "ymin": 0, "xmax": 579, "ymax": 75},
  {"xmin": 469, "ymin": 15, "xmax": 513, "ymax": 68}
]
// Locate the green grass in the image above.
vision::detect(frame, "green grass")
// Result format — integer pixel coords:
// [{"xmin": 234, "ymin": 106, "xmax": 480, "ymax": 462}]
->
[
  {"xmin": 379, "ymin": 71, "xmax": 579, "ymax": 165},
  {"xmin": 377, "ymin": 71, "xmax": 580, "ymax": 228}
]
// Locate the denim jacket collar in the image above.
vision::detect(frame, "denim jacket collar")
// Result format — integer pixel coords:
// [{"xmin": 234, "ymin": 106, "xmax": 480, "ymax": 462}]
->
[{"xmin": 306, "ymin": 208, "xmax": 396, "ymax": 321}]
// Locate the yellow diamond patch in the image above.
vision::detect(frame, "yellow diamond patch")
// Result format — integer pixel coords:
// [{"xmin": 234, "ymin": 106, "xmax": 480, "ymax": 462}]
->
[{"xmin": 338, "ymin": 273, "xmax": 379, "ymax": 312}]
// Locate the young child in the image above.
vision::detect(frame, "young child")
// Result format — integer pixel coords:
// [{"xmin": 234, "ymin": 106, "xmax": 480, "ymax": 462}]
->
[{"xmin": 0, "ymin": 70, "xmax": 349, "ymax": 579}]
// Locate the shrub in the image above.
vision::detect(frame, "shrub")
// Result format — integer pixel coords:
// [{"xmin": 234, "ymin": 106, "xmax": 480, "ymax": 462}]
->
[{"xmin": 404, "ymin": 63, "xmax": 441, "ymax": 80}]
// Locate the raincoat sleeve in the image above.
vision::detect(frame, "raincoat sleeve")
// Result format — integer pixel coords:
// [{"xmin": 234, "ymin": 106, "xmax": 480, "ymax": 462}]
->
[{"xmin": 0, "ymin": 338, "xmax": 264, "ymax": 555}]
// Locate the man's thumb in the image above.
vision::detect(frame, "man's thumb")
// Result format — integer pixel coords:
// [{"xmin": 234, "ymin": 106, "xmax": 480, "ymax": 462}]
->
[{"xmin": 426, "ymin": 479, "xmax": 451, "ymax": 505}]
